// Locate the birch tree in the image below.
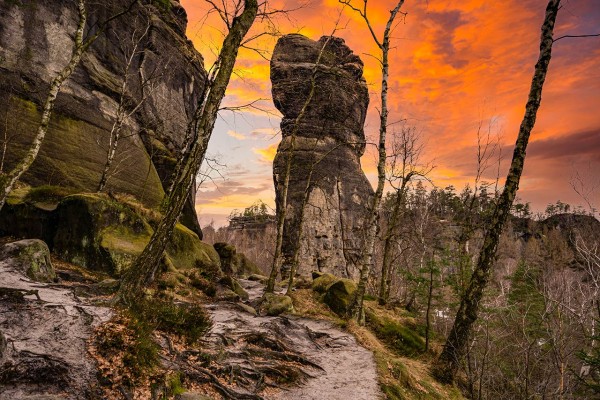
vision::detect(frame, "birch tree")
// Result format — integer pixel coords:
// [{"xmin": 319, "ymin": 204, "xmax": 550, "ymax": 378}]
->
[
  {"xmin": 433, "ymin": 0, "xmax": 561, "ymax": 383},
  {"xmin": 339, "ymin": 0, "xmax": 406, "ymax": 322},
  {"xmin": 118, "ymin": 0, "xmax": 259, "ymax": 303},
  {"xmin": 378, "ymin": 126, "xmax": 433, "ymax": 305},
  {"xmin": 97, "ymin": 16, "xmax": 166, "ymax": 192}
]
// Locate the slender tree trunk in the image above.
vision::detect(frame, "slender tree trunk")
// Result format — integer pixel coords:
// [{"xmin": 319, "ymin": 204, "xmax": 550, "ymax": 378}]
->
[
  {"xmin": 425, "ymin": 253, "xmax": 435, "ymax": 352},
  {"xmin": 347, "ymin": 0, "xmax": 405, "ymax": 323},
  {"xmin": 379, "ymin": 180, "xmax": 409, "ymax": 305},
  {"xmin": 118, "ymin": 0, "xmax": 258, "ymax": 304},
  {"xmin": 98, "ymin": 21, "xmax": 151, "ymax": 192},
  {"xmin": 433, "ymin": 0, "xmax": 561, "ymax": 383},
  {"xmin": 0, "ymin": 0, "xmax": 88, "ymax": 210}
]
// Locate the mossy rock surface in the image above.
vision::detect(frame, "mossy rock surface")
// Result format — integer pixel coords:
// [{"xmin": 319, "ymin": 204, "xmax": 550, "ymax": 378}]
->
[
  {"xmin": 213, "ymin": 242, "xmax": 261, "ymax": 277},
  {"xmin": 53, "ymin": 194, "xmax": 152, "ymax": 275},
  {"xmin": 311, "ymin": 273, "xmax": 337, "ymax": 293},
  {"xmin": 236, "ymin": 253, "xmax": 262, "ymax": 276},
  {"xmin": 366, "ymin": 309, "xmax": 425, "ymax": 357},
  {"xmin": 323, "ymin": 278, "xmax": 357, "ymax": 316},
  {"xmin": 166, "ymin": 224, "xmax": 221, "ymax": 278},
  {"xmin": 0, "ymin": 239, "xmax": 55, "ymax": 282},
  {"xmin": 52, "ymin": 194, "xmax": 221, "ymax": 278},
  {"xmin": 311, "ymin": 270, "xmax": 325, "ymax": 280},
  {"xmin": 260, "ymin": 293, "xmax": 294, "ymax": 316},
  {"xmin": 219, "ymin": 276, "xmax": 249, "ymax": 301},
  {"xmin": 247, "ymin": 274, "xmax": 268, "ymax": 283}
]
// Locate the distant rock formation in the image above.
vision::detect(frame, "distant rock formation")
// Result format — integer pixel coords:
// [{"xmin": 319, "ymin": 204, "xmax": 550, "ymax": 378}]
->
[
  {"xmin": 271, "ymin": 34, "xmax": 373, "ymax": 278},
  {"xmin": 0, "ymin": 0, "xmax": 204, "ymax": 236}
]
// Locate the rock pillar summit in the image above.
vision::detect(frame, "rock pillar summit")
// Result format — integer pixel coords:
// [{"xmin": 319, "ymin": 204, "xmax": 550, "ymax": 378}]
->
[{"xmin": 271, "ymin": 34, "xmax": 373, "ymax": 278}]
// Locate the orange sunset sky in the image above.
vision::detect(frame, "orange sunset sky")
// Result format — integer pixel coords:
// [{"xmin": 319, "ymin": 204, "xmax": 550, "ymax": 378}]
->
[{"xmin": 179, "ymin": 0, "xmax": 600, "ymax": 227}]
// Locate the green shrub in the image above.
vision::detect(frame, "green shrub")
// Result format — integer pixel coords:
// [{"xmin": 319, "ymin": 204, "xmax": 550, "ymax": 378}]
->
[{"xmin": 132, "ymin": 298, "xmax": 212, "ymax": 345}]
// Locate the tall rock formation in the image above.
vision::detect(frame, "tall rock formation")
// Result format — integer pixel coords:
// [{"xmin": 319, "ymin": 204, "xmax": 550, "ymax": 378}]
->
[
  {"xmin": 0, "ymin": 0, "xmax": 205, "ymax": 236},
  {"xmin": 271, "ymin": 34, "xmax": 373, "ymax": 279}
]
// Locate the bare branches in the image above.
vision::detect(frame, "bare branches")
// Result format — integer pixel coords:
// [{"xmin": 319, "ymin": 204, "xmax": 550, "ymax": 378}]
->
[
  {"xmin": 553, "ymin": 33, "xmax": 600, "ymax": 42},
  {"xmin": 339, "ymin": 0, "xmax": 407, "ymax": 322}
]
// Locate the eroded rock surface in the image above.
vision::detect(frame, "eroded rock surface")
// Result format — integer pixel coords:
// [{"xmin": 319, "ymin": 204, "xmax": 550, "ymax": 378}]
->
[
  {"xmin": 271, "ymin": 34, "xmax": 373, "ymax": 279},
  {"xmin": 0, "ymin": 261, "xmax": 112, "ymax": 398},
  {"xmin": 0, "ymin": 0, "xmax": 204, "ymax": 236}
]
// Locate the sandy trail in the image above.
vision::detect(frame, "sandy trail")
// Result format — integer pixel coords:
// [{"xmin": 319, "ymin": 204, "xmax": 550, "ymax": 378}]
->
[{"xmin": 205, "ymin": 279, "xmax": 382, "ymax": 400}]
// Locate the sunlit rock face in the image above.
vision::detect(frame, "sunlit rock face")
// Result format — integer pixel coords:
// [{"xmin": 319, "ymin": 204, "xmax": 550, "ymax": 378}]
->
[
  {"xmin": 271, "ymin": 34, "xmax": 373, "ymax": 279},
  {"xmin": 0, "ymin": 0, "xmax": 205, "ymax": 236}
]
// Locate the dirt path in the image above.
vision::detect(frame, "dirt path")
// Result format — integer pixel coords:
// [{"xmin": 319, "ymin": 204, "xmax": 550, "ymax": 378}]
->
[{"xmin": 204, "ymin": 280, "xmax": 382, "ymax": 400}]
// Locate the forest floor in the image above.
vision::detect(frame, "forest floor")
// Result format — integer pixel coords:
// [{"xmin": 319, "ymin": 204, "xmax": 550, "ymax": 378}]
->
[{"xmin": 0, "ymin": 257, "xmax": 460, "ymax": 399}]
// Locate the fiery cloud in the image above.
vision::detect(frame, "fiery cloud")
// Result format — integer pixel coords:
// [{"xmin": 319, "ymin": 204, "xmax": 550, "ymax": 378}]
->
[{"xmin": 182, "ymin": 0, "xmax": 600, "ymax": 223}]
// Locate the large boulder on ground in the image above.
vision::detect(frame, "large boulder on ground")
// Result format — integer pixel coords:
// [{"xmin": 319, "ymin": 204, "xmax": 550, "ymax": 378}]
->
[
  {"xmin": 219, "ymin": 276, "xmax": 249, "ymax": 301},
  {"xmin": 259, "ymin": 293, "xmax": 294, "ymax": 316},
  {"xmin": 311, "ymin": 273, "xmax": 337, "ymax": 293},
  {"xmin": 323, "ymin": 278, "xmax": 357, "ymax": 316},
  {"xmin": 271, "ymin": 34, "xmax": 373, "ymax": 279},
  {"xmin": 52, "ymin": 194, "xmax": 220, "ymax": 277},
  {"xmin": 213, "ymin": 242, "xmax": 262, "ymax": 277},
  {"xmin": 0, "ymin": 239, "xmax": 55, "ymax": 282}
]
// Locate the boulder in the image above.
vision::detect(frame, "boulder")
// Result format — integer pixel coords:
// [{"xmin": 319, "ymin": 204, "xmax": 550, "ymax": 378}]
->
[
  {"xmin": 0, "ymin": 239, "xmax": 55, "ymax": 282},
  {"xmin": 219, "ymin": 276, "xmax": 249, "ymax": 301},
  {"xmin": 260, "ymin": 293, "xmax": 294, "ymax": 316},
  {"xmin": 213, "ymin": 242, "xmax": 237, "ymax": 275},
  {"xmin": 323, "ymin": 278, "xmax": 357, "ymax": 316},
  {"xmin": 311, "ymin": 273, "xmax": 337, "ymax": 293},
  {"xmin": 271, "ymin": 34, "xmax": 373, "ymax": 279},
  {"xmin": 247, "ymin": 274, "xmax": 268, "ymax": 283},
  {"xmin": 213, "ymin": 242, "xmax": 262, "ymax": 276},
  {"xmin": 52, "ymin": 194, "xmax": 220, "ymax": 277}
]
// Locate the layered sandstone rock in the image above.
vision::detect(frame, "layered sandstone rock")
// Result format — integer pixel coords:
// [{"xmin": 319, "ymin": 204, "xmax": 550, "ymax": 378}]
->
[
  {"xmin": 0, "ymin": 0, "xmax": 204, "ymax": 236},
  {"xmin": 271, "ymin": 34, "xmax": 373, "ymax": 278}
]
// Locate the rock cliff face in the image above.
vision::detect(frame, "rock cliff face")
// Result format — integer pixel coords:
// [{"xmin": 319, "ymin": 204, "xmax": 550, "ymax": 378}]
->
[
  {"xmin": 271, "ymin": 34, "xmax": 373, "ymax": 278},
  {"xmin": 0, "ymin": 0, "xmax": 205, "ymax": 236}
]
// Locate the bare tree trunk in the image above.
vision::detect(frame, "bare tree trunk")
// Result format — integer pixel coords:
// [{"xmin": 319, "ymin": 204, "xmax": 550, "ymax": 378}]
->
[
  {"xmin": 0, "ymin": 0, "xmax": 87, "ymax": 210},
  {"xmin": 379, "ymin": 179, "xmax": 409, "ymax": 305},
  {"xmin": 345, "ymin": 0, "xmax": 406, "ymax": 322},
  {"xmin": 425, "ymin": 252, "xmax": 435, "ymax": 352},
  {"xmin": 117, "ymin": 0, "xmax": 258, "ymax": 304},
  {"xmin": 433, "ymin": 0, "xmax": 561, "ymax": 384}
]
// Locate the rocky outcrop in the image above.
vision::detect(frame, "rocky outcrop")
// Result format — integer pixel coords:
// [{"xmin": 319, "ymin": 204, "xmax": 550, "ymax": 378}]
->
[
  {"xmin": 0, "ymin": 0, "xmax": 205, "ymax": 236},
  {"xmin": 271, "ymin": 34, "xmax": 373, "ymax": 279},
  {"xmin": 0, "ymin": 239, "xmax": 55, "ymax": 282},
  {"xmin": 0, "ymin": 259, "xmax": 112, "ymax": 398},
  {"xmin": 1, "ymin": 190, "xmax": 222, "ymax": 278}
]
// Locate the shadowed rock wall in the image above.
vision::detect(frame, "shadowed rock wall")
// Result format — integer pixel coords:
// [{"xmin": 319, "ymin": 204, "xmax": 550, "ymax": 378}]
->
[
  {"xmin": 0, "ymin": 0, "xmax": 205, "ymax": 236},
  {"xmin": 271, "ymin": 34, "xmax": 373, "ymax": 279}
]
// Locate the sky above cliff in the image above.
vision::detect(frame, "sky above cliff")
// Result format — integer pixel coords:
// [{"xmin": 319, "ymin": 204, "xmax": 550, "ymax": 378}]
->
[{"xmin": 180, "ymin": 0, "xmax": 600, "ymax": 227}]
